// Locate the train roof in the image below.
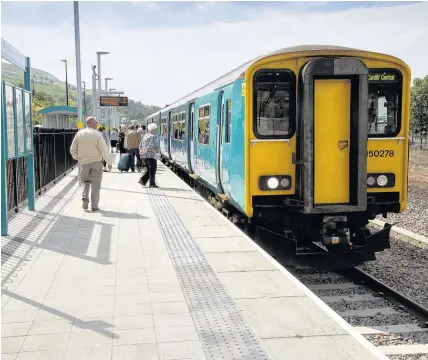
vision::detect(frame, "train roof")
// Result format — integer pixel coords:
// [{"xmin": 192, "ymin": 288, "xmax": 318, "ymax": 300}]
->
[{"xmin": 146, "ymin": 45, "xmax": 404, "ymax": 119}]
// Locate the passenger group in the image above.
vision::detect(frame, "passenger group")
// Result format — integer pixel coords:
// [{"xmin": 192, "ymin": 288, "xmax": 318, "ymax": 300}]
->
[{"xmin": 70, "ymin": 116, "xmax": 160, "ymax": 212}]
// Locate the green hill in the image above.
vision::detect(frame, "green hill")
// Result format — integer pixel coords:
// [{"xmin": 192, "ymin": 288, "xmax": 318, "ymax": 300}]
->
[{"xmin": 1, "ymin": 62, "xmax": 161, "ymax": 124}]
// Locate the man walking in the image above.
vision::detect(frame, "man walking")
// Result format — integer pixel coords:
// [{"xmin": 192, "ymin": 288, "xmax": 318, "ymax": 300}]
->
[
  {"xmin": 70, "ymin": 116, "xmax": 112, "ymax": 211},
  {"xmin": 125, "ymin": 125, "xmax": 142, "ymax": 172}
]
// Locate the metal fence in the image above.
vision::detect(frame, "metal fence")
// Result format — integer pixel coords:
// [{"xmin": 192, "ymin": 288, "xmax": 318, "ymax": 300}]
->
[{"xmin": 6, "ymin": 128, "xmax": 78, "ymax": 212}]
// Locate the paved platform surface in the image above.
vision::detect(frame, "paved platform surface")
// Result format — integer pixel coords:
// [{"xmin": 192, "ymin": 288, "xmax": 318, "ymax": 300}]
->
[{"xmin": 1, "ymin": 156, "xmax": 387, "ymax": 360}]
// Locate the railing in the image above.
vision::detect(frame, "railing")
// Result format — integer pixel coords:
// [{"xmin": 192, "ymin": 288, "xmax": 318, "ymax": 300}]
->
[{"xmin": 6, "ymin": 128, "xmax": 78, "ymax": 212}]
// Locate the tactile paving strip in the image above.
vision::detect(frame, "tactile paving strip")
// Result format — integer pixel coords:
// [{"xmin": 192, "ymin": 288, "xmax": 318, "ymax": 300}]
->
[{"xmin": 148, "ymin": 187, "xmax": 271, "ymax": 360}]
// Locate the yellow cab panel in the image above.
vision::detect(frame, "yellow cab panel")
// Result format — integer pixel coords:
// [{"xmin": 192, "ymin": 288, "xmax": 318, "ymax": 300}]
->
[{"xmin": 245, "ymin": 59, "xmax": 298, "ymax": 216}]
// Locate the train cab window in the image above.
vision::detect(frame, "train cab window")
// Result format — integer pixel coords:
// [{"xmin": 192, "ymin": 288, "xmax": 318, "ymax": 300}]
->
[
  {"xmin": 225, "ymin": 99, "xmax": 231, "ymax": 143},
  {"xmin": 253, "ymin": 70, "xmax": 295, "ymax": 138},
  {"xmin": 367, "ymin": 70, "xmax": 402, "ymax": 137},
  {"xmin": 198, "ymin": 104, "xmax": 210, "ymax": 145}
]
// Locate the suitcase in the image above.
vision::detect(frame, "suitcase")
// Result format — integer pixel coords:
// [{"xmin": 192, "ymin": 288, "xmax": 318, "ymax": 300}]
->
[{"xmin": 117, "ymin": 153, "xmax": 131, "ymax": 172}]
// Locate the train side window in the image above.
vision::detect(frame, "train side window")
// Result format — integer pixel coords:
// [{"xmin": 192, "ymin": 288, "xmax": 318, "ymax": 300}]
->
[
  {"xmin": 173, "ymin": 114, "xmax": 180, "ymax": 140},
  {"xmin": 253, "ymin": 70, "xmax": 295, "ymax": 139},
  {"xmin": 225, "ymin": 99, "xmax": 231, "ymax": 143},
  {"xmin": 178, "ymin": 112, "xmax": 186, "ymax": 141},
  {"xmin": 160, "ymin": 118, "xmax": 166, "ymax": 135},
  {"xmin": 198, "ymin": 104, "xmax": 210, "ymax": 145},
  {"xmin": 368, "ymin": 70, "xmax": 402, "ymax": 137}
]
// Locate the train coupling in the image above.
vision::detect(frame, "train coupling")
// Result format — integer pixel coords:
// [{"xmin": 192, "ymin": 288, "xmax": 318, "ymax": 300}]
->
[{"xmin": 321, "ymin": 216, "xmax": 350, "ymax": 249}]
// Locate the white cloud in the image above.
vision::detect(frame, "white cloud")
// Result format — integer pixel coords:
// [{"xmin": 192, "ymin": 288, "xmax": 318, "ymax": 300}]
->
[{"xmin": 2, "ymin": 2, "xmax": 427, "ymax": 107}]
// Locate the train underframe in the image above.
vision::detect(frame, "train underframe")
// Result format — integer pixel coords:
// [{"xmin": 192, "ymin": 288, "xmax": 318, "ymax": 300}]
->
[
  {"xmin": 165, "ymin": 160, "xmax": 398, "ymax": 269},
  {"xmin": 250, "ymin": 206, "xmax": 393, "ymax": 269}
]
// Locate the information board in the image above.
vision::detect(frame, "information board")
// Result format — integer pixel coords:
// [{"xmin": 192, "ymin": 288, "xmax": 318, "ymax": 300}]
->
[
  {"xmin": 99, "ymin": 96, "xmax": 128, "ymax": 107},
  {"xmin": 24, "ymin": 92, "xmax": 32, "ymax": 152},
  {"xmin": 5, "ymin": 85, "xmax": 16, "ymax": 158},
  {"xmin": 16, "ymin": 89, "xmax": 24, "ymax": 155}
]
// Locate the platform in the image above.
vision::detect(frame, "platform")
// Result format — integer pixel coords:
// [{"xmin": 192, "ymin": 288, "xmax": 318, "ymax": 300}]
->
[{"xmin": 1, "ymin": 156, "xmax": 388, "ymax": 360}]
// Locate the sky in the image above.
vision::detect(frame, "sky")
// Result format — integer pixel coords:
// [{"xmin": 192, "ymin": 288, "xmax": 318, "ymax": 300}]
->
[{"xmin": 1, "ymin": 1, "xmax": 428, "ymax": 107}]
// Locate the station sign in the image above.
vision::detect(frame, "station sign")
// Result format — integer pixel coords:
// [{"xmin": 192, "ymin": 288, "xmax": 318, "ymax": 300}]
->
[
  {"xmin": 99, "ymin": 96, "xmax": 128, "ymax": 106},
  {"xmin": 368, "ymin": 72, "xmax": 398, "ymax": 83}
]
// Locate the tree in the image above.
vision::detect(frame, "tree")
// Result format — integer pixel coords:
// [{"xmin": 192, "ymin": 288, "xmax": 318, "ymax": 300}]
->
[{"xmin": 410, "ymin": 76, "xmax": 428, "ymax": 149}]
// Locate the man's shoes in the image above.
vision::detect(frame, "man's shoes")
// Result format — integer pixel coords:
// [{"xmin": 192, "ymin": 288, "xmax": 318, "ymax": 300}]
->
[
  {"xmin": 91, "ymin": 207, "xmax": 100, "ymax": 212},
  {"xmin": 149, "ymin": 184, "xmax": 159, "ymax": 188},
  {"xmin": 82, "ymin": 199, "xmax": 89, "ymax": 210}
]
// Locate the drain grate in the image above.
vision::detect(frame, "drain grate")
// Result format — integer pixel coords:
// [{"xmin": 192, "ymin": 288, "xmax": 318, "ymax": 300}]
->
[{"xmin": 148, "ymin": 187, "xmax": 271, "ymax": 360}]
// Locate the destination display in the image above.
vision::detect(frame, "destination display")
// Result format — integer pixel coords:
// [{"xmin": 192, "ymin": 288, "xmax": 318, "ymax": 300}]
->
[
  {"xmin": 99, "ymin": 96, "xmax": 128, "ymax": 106},
  {"xmin": 368, "ymin": 72, "xmax": 399, "ymax": 83}
]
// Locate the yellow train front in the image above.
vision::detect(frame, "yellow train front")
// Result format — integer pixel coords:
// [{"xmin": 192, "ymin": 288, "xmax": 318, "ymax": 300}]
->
[
  {"xmin": 244, "ymin": 46, "xmax": 410, "ymax": 267},
  {"xmin": 146, "ymin": 45, "xmax": 410, "ymax": 268}
]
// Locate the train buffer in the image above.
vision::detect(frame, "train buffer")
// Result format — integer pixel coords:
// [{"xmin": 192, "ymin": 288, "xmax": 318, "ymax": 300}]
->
[{"xmin": 1, "ymin": 155, "xmax": 388, "ymax": 359}]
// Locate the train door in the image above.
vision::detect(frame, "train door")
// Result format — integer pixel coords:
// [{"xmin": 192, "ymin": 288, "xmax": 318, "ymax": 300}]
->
[
  {"xmin": 299, "ymin": 58, "xmax": 368, "ymax": 214},
  {"xmin": 188, "ymin": 103, "xmax": 196, "ymax": 172},
  {"xmin": 215, "ymin": 91, "xmax": 225, "ymax": 192},
  {"xmin": 314, "ymin": 80, "xmax": 350, "ymax": 204}
]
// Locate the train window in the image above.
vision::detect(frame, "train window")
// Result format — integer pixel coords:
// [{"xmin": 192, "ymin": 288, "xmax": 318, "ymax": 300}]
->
[
  {"xmin": 367, "ymin": 70, "xmax": 402, "ymax": 137},
  {"xmin": 178, "ymin": 112, "xmax": 186, "ymax": 141},
  {"xmin": 198, "ymin": 105, "xmax": 210, "ymax": 145},
  {"xmin": 161, "ymin": 117, "xmax": 167, "ymax": 135},
  {"xmin": 172, "ymin": 114, "xmax": 178, "ymax": 140},
  {"xmin": 253, "ymin": 70, "xmax": 295, "ymax": 139}
]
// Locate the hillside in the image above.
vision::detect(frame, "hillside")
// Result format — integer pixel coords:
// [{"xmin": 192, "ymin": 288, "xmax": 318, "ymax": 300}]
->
[{"xmin": 1, "ymin": 62, "xmax": 161, "ymax": 123}]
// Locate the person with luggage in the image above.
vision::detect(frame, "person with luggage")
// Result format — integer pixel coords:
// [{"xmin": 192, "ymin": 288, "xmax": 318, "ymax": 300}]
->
[
  {"xmin": 125, "ymin": 125, "xmax": 142, "ymax": 172},
  {"xmin": 117, "ymin": 125, "xmax": 127, "ymax": 154},
  {"xmin": 139, "ymin": 123, "xmax": 160, "ymax": 188},
  {"xmin": 70, "ymin": 116, "xmax": 112, "ymax": 211}
]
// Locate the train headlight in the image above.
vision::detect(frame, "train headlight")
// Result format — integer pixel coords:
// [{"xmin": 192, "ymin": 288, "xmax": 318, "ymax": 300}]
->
[
  {"xmin": 367, "ymin": 173, "xmax": 395, "ymax": 188},
  {"xmin": 377, "ymin": 175, "xmax": 388, "ymax": 187},
  {"xmin": 280, "ymin": 177, "xmax": 290, "ymax": 188},
  {"xmin": 367, "ymin": 176, "xmax": 376, "ymax": 186},
  {"xmin": 259, "ymin": 175, "xmax": 292, "ymax": 191},
  {"xmin": 267, "ymin": 177, "xmax": 279, "ymax": 189}
]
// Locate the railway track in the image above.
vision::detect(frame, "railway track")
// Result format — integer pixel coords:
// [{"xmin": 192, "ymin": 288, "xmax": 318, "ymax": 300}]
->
[{"xmin": 289, "ymin": 266, "xmax": 428, "ymax": 359}]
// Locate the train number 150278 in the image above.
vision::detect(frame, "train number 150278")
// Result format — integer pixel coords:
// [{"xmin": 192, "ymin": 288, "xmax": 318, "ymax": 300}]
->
[{"xmin": 367, "ymin": 150, "xmax": 395, "ymax": 158}]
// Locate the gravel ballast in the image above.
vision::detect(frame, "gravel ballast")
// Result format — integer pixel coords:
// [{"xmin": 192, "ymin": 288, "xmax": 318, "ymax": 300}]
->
[{"xmin": 359, "ymin": 236, "xmax": 428, "ymax": 309}]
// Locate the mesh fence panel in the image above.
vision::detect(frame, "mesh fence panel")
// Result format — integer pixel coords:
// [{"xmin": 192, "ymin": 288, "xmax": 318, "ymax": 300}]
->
[
  {"xmin": 6, "ymin": 160, "xmax": 16, "ymax": 212},
  {"xmin": 16, "ymin": 157, "xmax": 28, "ymax": 206},
  {"xmin": 54, "ymin": 129, "xmax": 66, "ymax": 177},
  {"xmin": 7, "ymin": 128, "xmax": 78, "ymax": 212}
]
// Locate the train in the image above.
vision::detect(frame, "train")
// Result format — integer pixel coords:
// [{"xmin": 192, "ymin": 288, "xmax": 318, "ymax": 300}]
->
[{"xmin": 145, "ymin": 45, "xmax": 411, "ymax": 268}]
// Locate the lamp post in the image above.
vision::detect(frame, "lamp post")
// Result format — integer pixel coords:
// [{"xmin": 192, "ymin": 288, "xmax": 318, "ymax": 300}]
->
[
  {"xmin": 82, "ymin": 81, "xmax": 86, "ymax": 115},
  {"xmin": 105, "ymin": 77, "xmax": 113, "ymax": 92},
  {"xmin": 105, "ymin": 77, "xmax": 113, "ymax": 133},
  {"xmin": 96, "ymin": 51, "xmax": 109, "ymax": 125},
  {"xmin": 61, "ymin": 59, "xmax": 69, "ymax": 106}
]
